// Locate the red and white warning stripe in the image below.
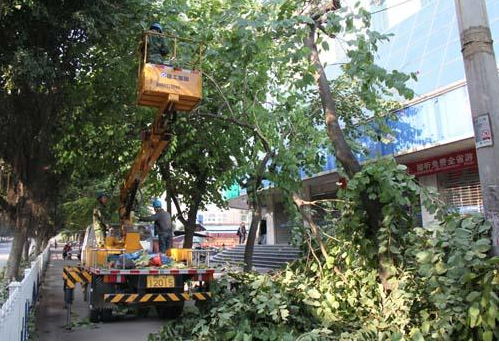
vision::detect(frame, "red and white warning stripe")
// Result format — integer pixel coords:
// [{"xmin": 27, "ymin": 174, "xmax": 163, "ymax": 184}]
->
[{"xmin": 88, "ymin": 268, "xmax": 215, "ymax": 276}]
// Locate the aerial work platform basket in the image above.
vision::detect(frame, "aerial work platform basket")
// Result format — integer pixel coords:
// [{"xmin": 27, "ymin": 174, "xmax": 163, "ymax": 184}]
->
[{"xmin": 137, "ymin": 31, "xmax": 203, "ymax": 112}]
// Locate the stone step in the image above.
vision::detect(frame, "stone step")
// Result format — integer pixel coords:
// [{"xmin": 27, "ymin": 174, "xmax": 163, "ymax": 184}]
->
[
  {"xmin": 214, "ymin": 249, "xmax": 300, "ymax": 257},
  {"xmin": 230, "ymin": 244, "xmax": 299, "ymax": 250},
  {"xmin": 227, "ymin": 247, "xmax": 300, "ymax": 253},
  {"xmin": 213, "ymin": 255, "xmax": 298, "ymax": 263},
  {"xmin": 211, "ymin": 244, "xmax": 301, "ymax": 270},
  {"xmin": 211, "ymin": 259, "xmax": 290, "ymax": 269}
]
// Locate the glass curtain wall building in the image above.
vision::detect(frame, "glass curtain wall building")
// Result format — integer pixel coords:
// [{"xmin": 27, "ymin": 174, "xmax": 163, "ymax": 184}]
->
[{"xmin": 309, "ymin": 0, "xmax": 499, "ymax": 222}]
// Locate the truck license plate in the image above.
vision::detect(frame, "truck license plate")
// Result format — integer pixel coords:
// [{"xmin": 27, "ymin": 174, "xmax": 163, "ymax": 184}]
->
[{"xmin": 146, "ymin": 275, "xmax": 175, "ymax": 288}]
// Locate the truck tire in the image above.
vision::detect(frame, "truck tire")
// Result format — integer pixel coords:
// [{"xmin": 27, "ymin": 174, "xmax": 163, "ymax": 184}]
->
[
  {"xmin": 136, "ymin": 307, "xmax": 149, "ymax": 318},
  {"xmin": 89, "ymin": 308, "xmax": 100, "ymax": 323},
  {"xmin": 101, "ymin": 308, "xmax": 113, "ymax": 322},
  {"xmin": 156, "ymin": 303, "xmax": 184, "ymax": 319}
]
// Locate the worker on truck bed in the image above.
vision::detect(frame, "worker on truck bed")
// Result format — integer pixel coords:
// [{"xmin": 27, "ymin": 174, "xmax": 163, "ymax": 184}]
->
[
  {"xmin": 139, "ymin": 199, "xmax": 172, "ymax": 253},
  {"xmin": 93, "ymin": 191, "xmax": 110, "ymax": 247},
  {"xmin": 145, "ymin": 23, "xmax": 170, "ymax": 65}
]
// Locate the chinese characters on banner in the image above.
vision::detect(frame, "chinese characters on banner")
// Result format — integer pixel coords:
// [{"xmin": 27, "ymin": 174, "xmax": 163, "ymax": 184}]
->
[{"xmin": 406, "ymin": 149, "xmax": 478, "ymax": 177}]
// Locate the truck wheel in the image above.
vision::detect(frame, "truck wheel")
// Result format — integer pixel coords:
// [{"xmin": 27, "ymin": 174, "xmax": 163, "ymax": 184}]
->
[
  {"xmin": 156, "ymin": 303, "xmax": 184, "ymax": 319},
  {"xmin": 89, "ymin": 308, "xmax": 100, "ymax": 323},
  {"xmin": 136, "ymin": 307, "xmax": 149, "ymax": 318},
  {"xmin": 101, "ymin": 309, "xmax": 113, "ymax": 322}
]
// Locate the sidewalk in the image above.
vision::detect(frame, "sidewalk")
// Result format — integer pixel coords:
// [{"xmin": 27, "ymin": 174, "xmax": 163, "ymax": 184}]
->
[{"xmin": 34, "ymin": 248, "xmax": 165, "ymax": 341}]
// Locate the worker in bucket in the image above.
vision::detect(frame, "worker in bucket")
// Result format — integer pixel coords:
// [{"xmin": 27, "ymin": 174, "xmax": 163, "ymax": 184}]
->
[
  {"xmin": 93, "ymin": 191, "xmax": 110, "ymax": 247},
  {"xmin": 145, "ymin": 23, "xmax": 170, "ymax": 65},
  {"xmin": 139, "ymin": 199, "xmax": 173, "ymax": 253}
]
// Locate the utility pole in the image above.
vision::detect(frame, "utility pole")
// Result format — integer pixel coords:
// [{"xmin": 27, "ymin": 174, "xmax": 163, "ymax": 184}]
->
[{"xmin": 454, "ymin": 0, "xmax": 499, "ymax": 256}]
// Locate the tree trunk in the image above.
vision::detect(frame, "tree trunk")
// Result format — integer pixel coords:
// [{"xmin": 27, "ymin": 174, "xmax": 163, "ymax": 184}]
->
[
  {"xmin": 164, "ymin": 163, "xmax": 173, "ymax": 215},
  {"xmin": 243, "ymin": 202, "xmax": 262, "ymax": 272},
  {"xmin": 183, "ymin": 205, "xmax": 199, "ymax": 248},
  {"xmin": 22, "ymin": 236, "xmax": 30, "ymax": 262},
  {"xmin": 34, "ymin": 234, "xmax": 43, "ymax": 256},
  {"xmin": 5, "ymin": 214, "xmax": 27, "ymax": 280},
  {"xmin": 304, "ymin": 26, "xmax": 382, "ymax": 237}
]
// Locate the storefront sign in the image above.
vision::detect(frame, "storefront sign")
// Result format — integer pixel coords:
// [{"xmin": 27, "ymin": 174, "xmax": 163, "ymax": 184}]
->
[
  {"xmin": 473, "ymin": 113, "xmax": 494, "ymax": 148},
  {"xmin": 406, "ymin": 148, "xmax": 477, "ymax": 177}
]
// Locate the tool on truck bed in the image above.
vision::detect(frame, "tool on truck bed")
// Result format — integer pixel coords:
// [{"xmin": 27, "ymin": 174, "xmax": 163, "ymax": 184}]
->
[{"xmin": 62, "ymin": 30, "xmax": 213, "ymax": 325}]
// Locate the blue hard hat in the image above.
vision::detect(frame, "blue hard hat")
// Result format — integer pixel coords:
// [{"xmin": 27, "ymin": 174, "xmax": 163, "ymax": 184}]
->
[
  {"xmin": 150, "ymin": 23, "xmax": 163, "ymax": 33},
  {"xmin": 96, "ymin": 191, "xmax": 108, "ymax": 200},
  {"xmin": 152, "ymin": 199, "xmax": 162, "ymax": 208}
]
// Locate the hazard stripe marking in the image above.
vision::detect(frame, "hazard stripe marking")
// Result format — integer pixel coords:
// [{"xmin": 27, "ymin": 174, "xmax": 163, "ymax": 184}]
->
[
  {"xmin": 127, "ymin": 294, "xmax": 139, "ymax": 302},
  {"xmin": 81, "ymin": 271, "xmax": 92, "ymax": 283},
  {"xmin": 69, "ymin": 271, "xmax": 83, "ymax": 283},
  {"xmin": 63, "ymin": 271, "xmax": 78, "ymax": 288},
  {"xmin": 102, "ymin": 292, "xmax": 211, "ymax": 303},
  {"xmin": 63, "ymin": 266, "xmax": 91, "ymax": 288},
  {"xmin": 154, "ymin": 294, "xmax": 166, "ymax": 302},
  {"xmin": 111, "ymin": 294, "xmax": 125, "ymax": 303},
  {"xmin": 141, "ymin": 294, "xmax": 153, "ymax": 302},
  {"xmin": 168, "ymin": 293, "xmax": 180, "ymax": 301}
]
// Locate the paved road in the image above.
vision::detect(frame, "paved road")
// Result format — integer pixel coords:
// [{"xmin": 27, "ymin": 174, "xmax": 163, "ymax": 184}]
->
[
  {"xmin": 34, "ymin": 248, "xmax": 166, "ymax": 341},
  {"xmin": 0, "ymin": 240, "xmax": 12, "ymax": 270}
]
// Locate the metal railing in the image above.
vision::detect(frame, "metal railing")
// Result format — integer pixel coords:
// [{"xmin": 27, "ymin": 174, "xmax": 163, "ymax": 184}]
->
[{"xmin": 0, "ymin": 245, "xmax": 50, "ymax": 341}]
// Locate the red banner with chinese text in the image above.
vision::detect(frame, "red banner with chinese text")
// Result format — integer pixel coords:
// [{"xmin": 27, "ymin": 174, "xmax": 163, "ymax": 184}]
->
[{"xmin": 406, "ymin": 149, "xmax": 478, "ymax": 177}]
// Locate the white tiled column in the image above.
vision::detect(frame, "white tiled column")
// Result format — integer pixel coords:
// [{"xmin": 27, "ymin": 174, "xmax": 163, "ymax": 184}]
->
[
  {"xmin": 419, "ymin": 174, "xmax": 439, "ymax": 226},
  {"xmin": 266, "ymin": 194, "xmax": 275, "ymax": 245}
]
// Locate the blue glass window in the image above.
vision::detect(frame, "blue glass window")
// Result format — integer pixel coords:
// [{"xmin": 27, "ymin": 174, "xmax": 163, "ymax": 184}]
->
[
  {"xmin": 486, "ymin": 0, "xmax": 499, "ymax": 22},
  {"xmin": 416, "ymin": 1, "xmax": 437, "ymax": 25},
  {"xmin": 438, "ymin": 59, "xmax": 465, "ymax": 87},
  {"xmin": 403, "ymin": 39, "xmax": 427, "ymax": 71},
  {"xmin": 444, "ymin": 39, "xmax": 462, "ymax": 64},
  {"xmin": 411, "ymin": 21, "xmax": 432, "ymax": 41},
  {"xmin": 386, "ymin": 52, "xmax": 406, "ymax": 71},
  {"xmin": 414, "ymin": 71, "xmax": 439, "ymax": 95},
  {"xmin": 426, "ymin": 29, "xmax": 451, "ymax": 53},
  {"xmin": 420, "ymin": 48, "xmax": 446, "ymax": 74},
  {"xmin": 431, "ymin": 6, "xmax": 455, "ymax": 33},
  {"xmin": 396, "ymin": 14, "xmax": 416, "ymax": 38},
  {"xmin": 437, "ymin": 0, "xmax": 454, "ymax": 12}
]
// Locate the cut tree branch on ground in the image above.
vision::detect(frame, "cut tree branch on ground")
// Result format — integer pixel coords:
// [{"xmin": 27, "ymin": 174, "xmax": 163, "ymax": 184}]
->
[
  {"xmin": 292, "ymin": 192, "xmax": 329, "ymax": 260},
  {"xmin": 305, "ymin": 229, "xmax": 323, "ymax": 280}
]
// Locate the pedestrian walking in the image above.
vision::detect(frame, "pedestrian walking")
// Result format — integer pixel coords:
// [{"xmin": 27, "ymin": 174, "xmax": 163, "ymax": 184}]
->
[{"xmin": 236, "ymin": 222, "xmax": 247, "ymax": 244}]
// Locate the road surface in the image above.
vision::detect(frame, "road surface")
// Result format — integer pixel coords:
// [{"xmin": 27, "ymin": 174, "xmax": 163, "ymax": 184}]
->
[
  {"xmin": 34, "ymin": 248, "xmax": 166, "ymax": 341},
  {"xmin": 0, "ymin": 240, "xmax": 12, "ymax": 270}
]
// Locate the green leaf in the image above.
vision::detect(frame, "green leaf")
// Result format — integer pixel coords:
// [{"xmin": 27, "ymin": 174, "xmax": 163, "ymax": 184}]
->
[
  {"xmin": 225, "ymin": 330, "xmax": 236, "ymax": 340},
  {"xmin": 280, "ymin": 308, "xmax": 289, "ymax": 320},
  {"xmin": 307, "ymin": 288, "xmax": 321, "ymax": 299},
  {"xmin": 416, "ymin": 251, "xmax": 432, "ymax": 263},
  {"xmin": 469, "ymin": 305, "xmax": 480, "ymax": 328},
  {"xmin": 390, "ymin": 332, "xmax": 403, "ymax": 341},
  {"xmin": 466, "ymin": 291, "xmax": 481, "ymax": 303},
  {"xmin": 483, "ymin": 331, "xmax": 493, "ymax": 341},
  {"xmin": 435, "ymin": 262, "xmax": 447, "ymax": 275},
  {"xmin": 389, "ymin": 245, "xmax": 400, "ymax": 254}
]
